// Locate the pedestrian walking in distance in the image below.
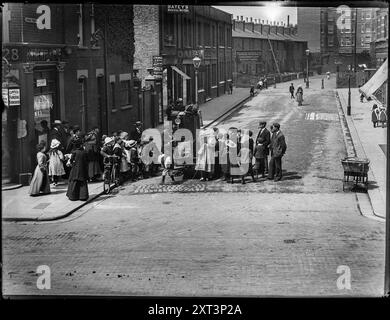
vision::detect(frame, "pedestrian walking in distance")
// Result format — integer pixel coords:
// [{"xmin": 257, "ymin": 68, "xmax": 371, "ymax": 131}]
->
[
  {"xmin": 268, "ymin": 123, "xmax": 287, "ymax": 182},
  {"xmin": 66, "ymin": 136, "xmax": 89, "ymax": 201},
  {"xmin": 48, "ymin": 138, "xmax": 65, "ymax": 186},
  {"xmin": 371, "ymin": 104, "xmax": 380, "ymax": 128},
  {"xmin": 296, "ymin": 85, "xmax": 303, "ymax": 106},
  {"xmin": 29, "ymin": 141, "xmax": 51, "ymax": 196},
  {"xmin": 229, "ymin": 82, "xmax": 233, "ymax": 94},
  {"xmin": 289, "ymin": 83, "xmax": 295, "ymax": 99}
]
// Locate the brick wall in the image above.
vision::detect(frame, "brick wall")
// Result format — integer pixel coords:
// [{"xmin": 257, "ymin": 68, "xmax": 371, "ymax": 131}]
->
[{"xmin": 133, "ymin": 5, "xmax": 160, "ymax": 86}]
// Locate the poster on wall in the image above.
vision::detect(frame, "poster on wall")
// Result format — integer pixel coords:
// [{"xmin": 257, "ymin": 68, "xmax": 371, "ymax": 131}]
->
[
  {"xmin": 8, "ymin": 89, "xmax": 20, "ymax": 106},
  {"xmin": 34, "ymin": 94, "xmax": 52, "ymax": 127}
]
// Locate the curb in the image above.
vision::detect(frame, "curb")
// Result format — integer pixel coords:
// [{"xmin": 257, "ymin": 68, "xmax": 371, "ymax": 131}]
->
[
  {"xmin": 204, "ymin": 95, "xmax": 252, "ymax": 128},
  {"xmin": 2, "ymin": 184, "xmax": 23, "ymax": 191},
  {"xmin": 2, "ymin": 189, "xmax": 106, "ymax": 222},
  {"xmin": 334, "ymin": 91, "xmax": 385, "ymax": 222}
]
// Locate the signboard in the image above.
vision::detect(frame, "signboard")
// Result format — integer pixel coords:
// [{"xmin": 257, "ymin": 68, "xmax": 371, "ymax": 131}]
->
[
  {"xmin": 34, "ymin": 94, "xmax": 53, "ymax": 117},
  {"xmin": 167, "ymin": 5, "xmax": 189, "ymax": 13},
  {"xmin": 2, "ymin": 89, "xmax": 9, "ymax": 107},
  {"xmin": 153, "ymin": 56, "xmax": 163, "ymax": 80},
  {"xmin": 236, "ymin": 51, "xmax": 262, "ymax": 62},
  {"xmin": 2, "ymin": 45, "xmax": 62, "ymax": 63},
  {"xmin": 177, "ymin": 49, "xmax": 204, "ymax": 60},
  {"xmin": 8, "ymin": 88, "xmax": 20, "ymax": 106},
  {"xmin": 36, "ymin": 79, "xmax": 47, "ymax": 87}
]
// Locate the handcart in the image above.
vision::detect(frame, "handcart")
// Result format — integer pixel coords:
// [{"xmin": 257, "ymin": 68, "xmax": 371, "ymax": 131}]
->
[{"xmin": 341, "ymin": 157, "xmax": 370, "ymax": 191}]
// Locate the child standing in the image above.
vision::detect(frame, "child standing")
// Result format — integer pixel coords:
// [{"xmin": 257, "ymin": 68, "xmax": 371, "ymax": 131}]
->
[
  {"xmin": 48, "ymin": 138, "xmax": 65, "ymax": 186},
  {"xmin": 29, "ymin": 141, "xmax": 51, "ymax": 196},
  {"xmin": 158, "ymin": 154, "xmax": 175, "ymax": 184}
]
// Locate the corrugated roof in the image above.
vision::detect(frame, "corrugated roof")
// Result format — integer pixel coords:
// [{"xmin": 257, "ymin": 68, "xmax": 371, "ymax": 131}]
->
[{"xmin": 232, "ymin": 28, "xmax": 307, "ymax": 43}]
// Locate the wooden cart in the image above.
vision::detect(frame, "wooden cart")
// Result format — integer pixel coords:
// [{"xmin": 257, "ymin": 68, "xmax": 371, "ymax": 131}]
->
[{"xmin": 341, "ymin": 157, "xmax": 370, "ymax": 191}]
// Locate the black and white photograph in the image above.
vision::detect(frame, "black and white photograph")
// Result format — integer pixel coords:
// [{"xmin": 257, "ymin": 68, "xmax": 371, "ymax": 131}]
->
[{"xmin": 1, "ymin": 1, "xmax": 389, "ymax": 302}]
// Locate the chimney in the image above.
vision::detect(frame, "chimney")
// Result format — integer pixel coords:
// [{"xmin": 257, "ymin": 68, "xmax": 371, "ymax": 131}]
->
[
  {"xmin": 237, "ymin": 15, "xmax": 239, "ymax": 20},
  {"xmin": 240, "ymin": 16, "xmax": 243, "ymax": 21},
  {"xmin": 262, "ymin": 20, "xmax": 264, "ymax": 24},
  {"xmin": 235, "ymin": 19, "xmax": 244, "ymax": 31},
  {"xmin": 245, "ymin": 17, "xmax": 248, "ymax": 22},
  {"xmin": 287, "ymin": 15, "xmax": 290, "ymax": 26},
  {"xmin": 254, "ymin": 21, "xmax": 262, "ymax": 33},
  {"xmin": 250, "ymin": 17, "xmax": 253, "ymax": 22}
]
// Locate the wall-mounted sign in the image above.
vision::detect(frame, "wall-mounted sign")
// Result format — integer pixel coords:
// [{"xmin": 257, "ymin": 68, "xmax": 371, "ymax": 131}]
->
[
  {"xmin": 34, "ymin": 94, "xmax": 53, "ymax": 113},
  {"xmin": 153, "ymin": 56, "xmax": 163, "ymax": 80},
  {"xmin": 2, "ymin": 89, "xmax": 9, "ymax": 107},
  {"xmin": 236, "ymin": 50, "xmax": 262, "ymax": 62},
  {"xmin": 25, "ymin": 17, "xmax": 37, "ymax": 24},
  {"xmin": 177, "ymin": 49, "xmax": 204, "ymax": 60},
  {"xmin": 167, "ymin": 5, "xmax": 189, "ymax": 13},
  {"xmin": 2, "ymin": 45, "xmax": 63, "ymax": 63},
  {"xmin": 36, "ymin": 79, "xmax": 47, "ymax": 87},
  {"xmin": 8, "ymin": 89, "xmax": 21, "ymax": 106}
]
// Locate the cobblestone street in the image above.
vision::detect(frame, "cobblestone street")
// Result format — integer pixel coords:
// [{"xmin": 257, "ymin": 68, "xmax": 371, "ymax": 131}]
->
[{"xmin": 2, "ymin": 76, "xmax": 386, "ymax": 296}]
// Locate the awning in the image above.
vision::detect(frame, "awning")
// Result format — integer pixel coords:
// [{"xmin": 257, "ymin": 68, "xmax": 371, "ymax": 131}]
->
[
  {"xmin": 359, "ymin": 59, "xmax": 387, "ymax": 98},
  {"xmin": 171, "ymin": 66, "xmax": 191, "ymax": 80}
]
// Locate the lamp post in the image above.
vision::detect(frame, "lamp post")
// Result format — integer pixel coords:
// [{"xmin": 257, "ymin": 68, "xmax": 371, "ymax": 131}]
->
[
  {"xmin": 192, "ymin": 55, "xmax": 201, "ymax": 108},
  {"xmin": 347, "ymin": 73, "xmax": 351, "ymax": 116},
  {"xmin": 305, "ymin": 49, "xmax": 310, "ymax": 88}
]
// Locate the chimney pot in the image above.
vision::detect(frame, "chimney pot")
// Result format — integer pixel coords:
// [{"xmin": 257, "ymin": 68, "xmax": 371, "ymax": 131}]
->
[
  {"xmin": 250, "ymin": 17, "xmax": 253, "ymax": 22},
  {"xmin": 240, "ymin": 16, "xmax": 243, "ymax": 21}
]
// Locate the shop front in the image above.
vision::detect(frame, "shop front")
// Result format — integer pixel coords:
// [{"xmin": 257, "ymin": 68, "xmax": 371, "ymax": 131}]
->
[{"xmin": 2, "ymin": 44, "xmax": 66, "ymax": 184}]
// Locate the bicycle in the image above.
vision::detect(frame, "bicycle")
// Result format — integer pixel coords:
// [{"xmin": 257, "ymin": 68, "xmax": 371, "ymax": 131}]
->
[{"xmin": 103, "ymin": 155, "xmax": 120, "ymax": 194}]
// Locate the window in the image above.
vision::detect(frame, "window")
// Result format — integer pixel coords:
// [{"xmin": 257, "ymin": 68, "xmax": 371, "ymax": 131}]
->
[
  {"xmin": 120, "ymin": 80, "xmax": 131, "ymax": 106},
  {"xmin": 78, "ymin": 4, "xmax": 86, "ymax": 47},
  {"xmin": 212, "ymin": 64, "xmax": 217, "ymax": 85},
  {"xmin": 205, "ymin": 22, "xmax": 210, "ymax": 46},
  {"xmin": 212, "ymin": 24, "xmax": 216, "ymax": 47},
  {"xmin": 110, "ymin": 82, "xmax": 116, "ymax": 109},
  {"xmin": 164, "ymin": 11, "xmax": 175, "ymax": 46},
  {"xmin": 328, "ymin": 37, "xmax": 334, "ymax": 46},
  {"xmin": 328, "ymin": 24, "xmax": 334, "ymax": 34}
]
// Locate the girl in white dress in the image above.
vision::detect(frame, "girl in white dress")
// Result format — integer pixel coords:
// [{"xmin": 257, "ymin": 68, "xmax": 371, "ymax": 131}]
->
[{"xmin": 48, "ymin": 138, "xmax": 65, "ymax": 186}]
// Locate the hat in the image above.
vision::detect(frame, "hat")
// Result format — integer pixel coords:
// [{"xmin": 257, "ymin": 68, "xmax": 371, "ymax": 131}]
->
[
  {"xmin": 135, "ymin": 121, "xmax": 142, "ymax": 125},
  {"xmin": 54, "ymin": 120, "xmax": 62, "ymax": 124},
  {"xmin": 273, "ymin": 122, "xmax": 280, "ymax": 130},
  {"xmin": 119, "ymin": 131, "xmax": 128, "ymax": 139},
  {"xmin": 177, "ymin": 98, "xmax": 183, "ymax": 102},
  {"xmin": 104, "ymin": 137, "xmax": 114, "ymax": 145},
  {"xmin": 50, "ymin": 139, "xmax": 61, "ymax": 149},
  {"xmin": 128, "ymin": 140, "xmax": 137, "ymax": 148},
  {"xmin": 226, "ymin": 140, "xmax": 237, "ymax": 148}
]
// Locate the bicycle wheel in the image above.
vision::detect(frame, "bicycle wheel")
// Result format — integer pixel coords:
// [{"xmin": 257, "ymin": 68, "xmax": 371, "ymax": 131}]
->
[{"xmin": 103, "ymin": 171, "xmax": 111, "ymax": 194}]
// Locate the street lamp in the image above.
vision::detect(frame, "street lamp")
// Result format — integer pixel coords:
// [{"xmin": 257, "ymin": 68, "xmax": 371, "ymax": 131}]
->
[
  {"xmin": 192, "ymin": 55, "xmax": 201, "ymax": 108},
  {"xmin": 347, "ymin": 73, "xmax": 351, "ymax": 116},
  {"xmin": 305, "ymin": 49, "xmax": 310, "ymax": 88}
]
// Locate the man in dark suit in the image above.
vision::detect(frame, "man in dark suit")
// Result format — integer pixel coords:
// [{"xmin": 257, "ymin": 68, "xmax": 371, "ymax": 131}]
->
[
  {"xmin": 255, "ymin": 121, "xmax": 271, "ymax": 175},
  {"xmin": 130, "ymin": 121, "xmax": 142, "ymax": 143},
  {"xmin": 268, "ymin": 123, "xmax": 287, "ymax": 181}
]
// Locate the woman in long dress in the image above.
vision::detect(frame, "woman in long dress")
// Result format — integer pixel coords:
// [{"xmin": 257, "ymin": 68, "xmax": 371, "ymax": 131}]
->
[
  {"xmin": 66, "ymin": 137, "xmax": 89, "ymax": 201},
  {"xmin": 84, "ymin": 127, "xmax": 102, "ymax": 181},
  {"xmin": 29, "ymin": 142, "xmax": 51, "ymax": 196},
  {"xmin": 48, "ymin": 138, "xmax": 65, "ymax": 186},
  {"xmin": 296, "ymin": 86, "xmax": 303, "ymax": 106}
]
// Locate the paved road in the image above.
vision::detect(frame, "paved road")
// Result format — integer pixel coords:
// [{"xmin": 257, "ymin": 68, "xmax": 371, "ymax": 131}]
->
[{"xmin": 2, "ymin": 76, "xmax": 385, "ymax": 296}]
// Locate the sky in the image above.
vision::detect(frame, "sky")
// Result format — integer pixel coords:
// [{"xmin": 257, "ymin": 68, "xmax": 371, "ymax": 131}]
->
[{"xmin": 213, "ymin": 4, "xmax": 297, "ymax": 25}]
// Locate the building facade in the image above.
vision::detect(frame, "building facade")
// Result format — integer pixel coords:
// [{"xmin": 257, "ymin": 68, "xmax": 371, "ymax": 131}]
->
[
  {"xmin": 133, "ymin": 5, "xmax": 233, "ymax": 117},
  {"xmin": 370, "ymin": 7, "xmax": 388, "ymax": 67},
  {"xmin": 232, "ymin": 16, "xmax": 307, "ymax": 85},
  {"xmin": 2, "ymin": 3, "xmax": 137, "ymax": 184}
]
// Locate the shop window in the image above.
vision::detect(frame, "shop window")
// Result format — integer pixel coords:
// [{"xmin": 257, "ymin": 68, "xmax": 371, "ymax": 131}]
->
[
  {"xmin": 212, "ymin": 64, "xmax": 217, "ymax": 85},
  {"xmin": 164, "ymin": 11, "xmax": 175, "ymax": 46},
  {"xmin": 120, "ymin": 80, "xmax": 131, "ymax": 106}
]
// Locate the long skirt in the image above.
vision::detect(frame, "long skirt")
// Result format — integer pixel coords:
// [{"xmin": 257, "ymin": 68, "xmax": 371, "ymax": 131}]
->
[
  {"xmin": 66, "ymin": 180, "xmax": 89, "ymax": 201},
  {"xmin": 29, "ymin": 165, "xmax": 51, "ymax": 196},
  {"xmin": 88, "ymin": 159, "xmax": 102, "ymax": 178}
]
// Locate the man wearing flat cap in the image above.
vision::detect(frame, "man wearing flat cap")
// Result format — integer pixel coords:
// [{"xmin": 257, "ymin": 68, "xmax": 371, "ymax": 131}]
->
[
  {"xmin": 255, "ymin": 121, "xmax": 271, "ymax": 177},
  {"xmin": 268, "ymin": 123, "xmax": 287, "ymax": 182}
]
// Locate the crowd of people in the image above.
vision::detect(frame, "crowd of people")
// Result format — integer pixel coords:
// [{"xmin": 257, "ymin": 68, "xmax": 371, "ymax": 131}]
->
[
  {"xmin": 194, "ymin": 122, "xmax": 287, "ymax": 184},
  {"xmin": 371, "ymin": 104, "xmax": 387, "ymax": 128},
  {"xmin": 29, "ymin": 120, "xmax": 160, "ymax": 200}
]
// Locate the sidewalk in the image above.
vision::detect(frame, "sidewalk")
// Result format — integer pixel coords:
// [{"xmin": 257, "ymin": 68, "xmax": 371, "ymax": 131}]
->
[
  {"xmin": 336, "ymin": 88, "xmax": 386, "ymax": 219},
  {"xmin": 199, "ymin": 87, "xmax": 250, "ymax": 126},
  {"xmin": 2, "ymin": 181, "xmax": 103, "ymax": 221}
]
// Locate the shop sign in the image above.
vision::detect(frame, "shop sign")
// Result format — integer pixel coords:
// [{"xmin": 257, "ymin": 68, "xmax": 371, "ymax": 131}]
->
[
  {"xmin": 236, "ymin": 51, "xmax": 262, "ymax": 61},
  {"xmin": 177, "ymin": 49, "xmax": 204, "ymax": 60},
  {"xmin": 2, "ymin": 89, "xmax": 9, "ymax": 107},
  {"xmin": 167, "ymin": 5, "xmax": 189, "ymax": 13},
  {"xmin": 34, "ymin": 94, "xmax": 53, "ymax": 117},
  {"xmin": 36, "ymin": 79, "xmax": 47, "ymax": 87},
  {"xmin": 8, "ymin": 89, "xmax": 20, "ymax": 106},
  {"xmin": 153, "ymin": 56, "xmax": 163, "ymax": 80},
  {"xmin": 2, "ymin": 45, "xmax": 63, "ymax": 63}
]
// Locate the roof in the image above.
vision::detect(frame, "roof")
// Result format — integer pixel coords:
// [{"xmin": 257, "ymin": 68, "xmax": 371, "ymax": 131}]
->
[
  {"xmin": 232, "ymin": 28, "xmax": 307, "ymax": 43},
  {"xmin": 359, "ymin": 59, "xmax": 387, "ymax": 98}
]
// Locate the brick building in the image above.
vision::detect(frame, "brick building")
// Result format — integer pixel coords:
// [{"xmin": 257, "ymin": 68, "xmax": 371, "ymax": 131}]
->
[
  {"xmin": 232, "ymin": 16, "xmax": 307, "ymax": 85},
  {"xmin": 370, "ymin": 7, "xmax": 388, "ymax": 67},
  {"xmin": 133, "ymin": 5, "xmax": 233, "ymax": 118},
  {"xmin": 1, "ymin": 3, "xmax": 137, "ymax": 184}
]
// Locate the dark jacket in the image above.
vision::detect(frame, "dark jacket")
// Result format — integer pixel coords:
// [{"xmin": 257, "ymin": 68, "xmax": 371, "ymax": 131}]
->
[
  {"xmin": 270, "ymin": 131, "xmax": 287, "ymax": 158},
  {"xmin": 68, "ymin": 148, "xmax": 89, "ymax": 181},
  {"xmin": 130, "ymin": 127, "xmax": 142, "ymax": 143},
  {"xmin": 255, "ymin": 128, "xmax": 271, "ymax": 155}
]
